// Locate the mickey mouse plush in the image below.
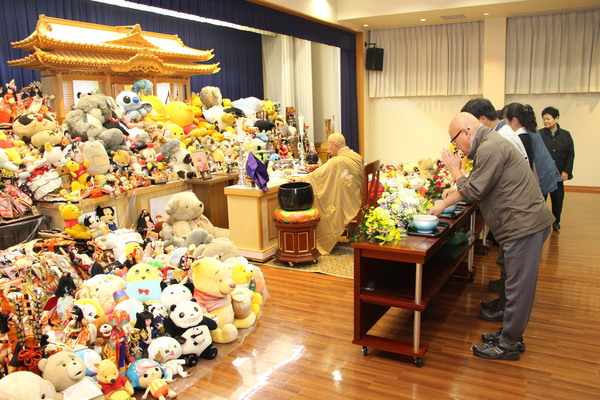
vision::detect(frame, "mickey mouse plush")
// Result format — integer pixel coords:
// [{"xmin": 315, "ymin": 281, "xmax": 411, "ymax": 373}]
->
[{"xmin": 96, "ymin": 205, "xmax": 118, "ymax": 231}]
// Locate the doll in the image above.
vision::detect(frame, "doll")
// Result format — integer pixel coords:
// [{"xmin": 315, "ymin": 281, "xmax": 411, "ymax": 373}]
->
[{"xmin": 62, "ymin": 305, "xmax": 90, "ymax": 348}]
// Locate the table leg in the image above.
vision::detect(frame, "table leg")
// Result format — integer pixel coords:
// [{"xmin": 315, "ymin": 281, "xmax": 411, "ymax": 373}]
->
[
  {"xmin": 414, "ymin": 262, "xmax": 423, "ymax": 352},
  {"xmin": 468, "ymin": 214, "xmax": 475, "ymax": 273}
]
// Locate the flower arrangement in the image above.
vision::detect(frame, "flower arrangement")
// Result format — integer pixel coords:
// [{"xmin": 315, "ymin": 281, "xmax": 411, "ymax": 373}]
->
[
  {"xmin": 354, "ymin": 185, "xmax": 429, "ymax": 245},
  {"xmin": 422, "ymin": 164, "xmax": 453, "ymax": 199}
]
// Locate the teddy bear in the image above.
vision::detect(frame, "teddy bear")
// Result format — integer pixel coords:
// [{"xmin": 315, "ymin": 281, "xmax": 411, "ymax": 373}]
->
[
  {"xmin": 192, "ymin": 236, "xmax": 239, "ymax": 261},
  {"xmin": 417, "ymin": 157, "xmax": 436, "ymax": 180},
  {"xmin": 159, "ymin": 139, "xmax": 195, "ymax": 179},
  {"xmin": 199, "ymin": 86, "xmax": 223, "ymax": 110},
  {"xmin": 0, "ymin": 370, "xmax": 63, "ymax": 400},
  {"xmin": 11, "ymin": 112, "xmax": 63, "ymax": 148},
  {"xmin": 59, "ymin": 202, "xmax": 92, "ymax": 240},
  {"xmin": 162, "ymin": 299, "xmax": 218, "ymax": 366},
  {"xmin": 38, "ymin": 348, "xmax": 105, "ymax": 400},
  {"xmin": 126, "ymin": 358, "xmax": 176, "ymax": 400},
  {"xmin": 95, "ymin": 358, "xmax": 135, "ymax": 400},
  {"xmin": 190, "ymin": 257, "xmax": 240, "ymax": 344},
  {"xmin": 160, "ymin": 192, "xmax": 229, "ymax": 250}
]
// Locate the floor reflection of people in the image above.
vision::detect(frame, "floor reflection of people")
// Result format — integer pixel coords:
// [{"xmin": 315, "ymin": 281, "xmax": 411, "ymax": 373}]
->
[{"xmin": 293, "ymin": 133, "xmax": 364, "ymax": 255}]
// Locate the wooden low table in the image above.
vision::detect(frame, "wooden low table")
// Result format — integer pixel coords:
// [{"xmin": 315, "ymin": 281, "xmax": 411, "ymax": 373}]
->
[{"xmin": 351, "ymin": 205, "xmax": 478, "ymax": 367}]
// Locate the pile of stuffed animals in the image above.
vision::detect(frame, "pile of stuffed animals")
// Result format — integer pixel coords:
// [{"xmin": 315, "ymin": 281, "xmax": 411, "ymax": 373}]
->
[
  {"xmin": 0, "ymin": 190, "xmax": 267, "ymax": 399},
  {"xmin": 0, "ymin": 78, "xmax": 304, "ymax": 209}
]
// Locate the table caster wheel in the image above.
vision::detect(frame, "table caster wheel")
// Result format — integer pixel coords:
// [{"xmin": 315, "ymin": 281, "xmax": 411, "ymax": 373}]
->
[
  {"xmin": 313, "ymin": 259, "xmax": 319, "ymax": 264},
  {"xmin": 468, "ymin": 273, "xmax": 475, "ymax": 282},
  {"xmin": 362, "ymin": 346, "xmax": 368, "ymax": 356},
  {"xmin": 288, "ymin": 262, "xmax": 294, "ymax": 267},
  {"xmin": 414, "ymin": 357, "xmax": 423, "ymax": 367}
]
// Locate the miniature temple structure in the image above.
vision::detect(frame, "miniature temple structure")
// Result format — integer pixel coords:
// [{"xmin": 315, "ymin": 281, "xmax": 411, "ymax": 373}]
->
[{"xmin": 8, "ymin": 14, "xmax": 221, "ymax": 121}]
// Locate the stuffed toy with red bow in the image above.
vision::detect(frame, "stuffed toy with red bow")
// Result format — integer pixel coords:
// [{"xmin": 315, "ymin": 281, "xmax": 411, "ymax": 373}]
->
[{"xmin": 124, "ymin": 263, "xmax": 162, "ymax": 304}]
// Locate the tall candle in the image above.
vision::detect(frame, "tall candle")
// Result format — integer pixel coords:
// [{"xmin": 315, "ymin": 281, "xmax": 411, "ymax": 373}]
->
[{"xmin": 298, "ymin": 115, "xmax": 304, "ymax": 134}]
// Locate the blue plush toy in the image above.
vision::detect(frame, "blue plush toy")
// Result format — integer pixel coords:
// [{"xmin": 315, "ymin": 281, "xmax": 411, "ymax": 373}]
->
[{"xmin": 115, "ymin": 90, "xmax": 152, "ymax": 122}]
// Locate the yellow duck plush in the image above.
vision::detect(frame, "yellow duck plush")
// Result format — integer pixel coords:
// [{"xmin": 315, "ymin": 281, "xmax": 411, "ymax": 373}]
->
[{"xmin": 59, "ymin": 202, "xmax": 91, "ymax": 240}]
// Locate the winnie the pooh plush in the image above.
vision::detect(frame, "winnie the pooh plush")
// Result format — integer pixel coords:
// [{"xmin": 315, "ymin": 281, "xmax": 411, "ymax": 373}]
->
[
  {"xmin": 95, "ymin": 358, "xmax": 135, "ymax": 400},
  {"xmin": 59, "ymin": 202, "xmax": 91, "ymax": 240},
  {"xmin": 190, "ymin": 257, "xmax": 239, "ymax": 343},
  {"xmin": 38, "ymin": 348, "xmax": 104, "ymax": 400},
  {"xmin": 160, "ymin": 192, "xmax": 229, "ymax": 249}
]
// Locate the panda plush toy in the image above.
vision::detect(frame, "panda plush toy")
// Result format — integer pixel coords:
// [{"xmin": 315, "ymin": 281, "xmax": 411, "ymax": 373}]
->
[{"xmin": 162, "ymin": 299, "xmax": 218, "ymax": 366}]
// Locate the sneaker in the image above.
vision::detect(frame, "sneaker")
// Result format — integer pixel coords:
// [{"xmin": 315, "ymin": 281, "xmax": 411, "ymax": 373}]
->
[
  {"xmin": 472, "ymin": 342, "xmax": 520, "ymax": 360},
  {"xmin": 488, "ymin": 279, "xmax": 502, "ymax": 293},
  {"xmin": 482, "ymin": 328, "xmax": 526, "ymax": 352},
  {"xmin": 553, "ymin": 222, "xmax": 560, "ymax": 231},
  {"xmin": 480, "ymin": 297, "xmax": 500, "ymax": 311}
]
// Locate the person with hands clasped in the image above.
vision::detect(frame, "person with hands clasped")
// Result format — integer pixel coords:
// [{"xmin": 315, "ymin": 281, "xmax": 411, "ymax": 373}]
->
[{"xmin": 429, "ymin": 112, "xmax": 554, "ymax": 361}]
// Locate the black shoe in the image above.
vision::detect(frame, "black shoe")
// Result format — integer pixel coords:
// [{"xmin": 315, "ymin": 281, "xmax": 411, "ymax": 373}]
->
[
  {"xmin": 478, "ymin": 308, "xmax": 504, "ymax": 322},
  {"xmin": 553, "ymin": 222, "xmax": 560, "ymax": 231},
  {"xmin": 472, "ymin": 342, "xmax": 520, "ymax": 360},
  {"xmin": 482, "ymin": 328, "xmax": 526, "ymax": 352},
  {"xmin": 480, "ymin": 297, "xmax": 500, "ymax": 311},
  {"xmin": 488, "ymin": 279, "xmax": 502, "ymax": 293}
]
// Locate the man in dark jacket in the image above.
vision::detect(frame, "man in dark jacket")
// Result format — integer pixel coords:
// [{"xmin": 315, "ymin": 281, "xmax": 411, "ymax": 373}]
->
[
  {"xmin": 539, "ymin": 107, "xmax": 575, "ymax": 231},
  {"xmin": 430, "ymin": 112, "xmax": 554, "ymax": 361}
]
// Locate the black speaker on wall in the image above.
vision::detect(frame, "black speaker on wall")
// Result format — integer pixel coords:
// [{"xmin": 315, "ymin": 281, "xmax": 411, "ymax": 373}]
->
[{"xmin": 366, "ymin": 47, "xmax": 384, "ymax": 71}]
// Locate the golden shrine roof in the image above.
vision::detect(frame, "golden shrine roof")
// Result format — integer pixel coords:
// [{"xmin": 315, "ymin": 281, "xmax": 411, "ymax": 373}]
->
[{"xmin": 8, "ymin": 14, "xmax": 220, "ymax": 75}]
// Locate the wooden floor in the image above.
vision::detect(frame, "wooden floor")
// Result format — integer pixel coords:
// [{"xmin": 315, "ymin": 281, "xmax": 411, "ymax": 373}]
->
[{"xmin": 177, "ymin": 192, "xmax": 600, "ymax": 400}]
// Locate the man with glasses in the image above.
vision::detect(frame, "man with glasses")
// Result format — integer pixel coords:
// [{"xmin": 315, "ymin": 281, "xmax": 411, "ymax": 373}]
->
[{"xmin": 430, "ymin": 112, "xmax": 553, "ymax": 361}]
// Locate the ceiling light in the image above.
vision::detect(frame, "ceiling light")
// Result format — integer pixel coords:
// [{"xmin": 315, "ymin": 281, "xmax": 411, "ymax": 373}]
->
[
  {"xmin": 363, "ymin": 24, "xmax": 369, "ymax": 27},
  {"xmin": 483, "ymin": 13, "xmax": 490, "ymax": 16},
  {"xmin": 420, "ymin": 18, "xmax": 427, "ymax": 22}
]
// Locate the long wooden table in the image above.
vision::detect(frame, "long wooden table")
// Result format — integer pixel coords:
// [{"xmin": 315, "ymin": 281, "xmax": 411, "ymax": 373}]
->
[{"xmin": 350, "ymin": 204, "xmax": 478, "ymax": 367}]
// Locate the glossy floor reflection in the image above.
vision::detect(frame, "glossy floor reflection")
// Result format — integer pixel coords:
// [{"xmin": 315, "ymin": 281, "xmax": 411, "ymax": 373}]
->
[{"xmin": 175, "ymin": 192, "xmax": 600, "ymax": 400}]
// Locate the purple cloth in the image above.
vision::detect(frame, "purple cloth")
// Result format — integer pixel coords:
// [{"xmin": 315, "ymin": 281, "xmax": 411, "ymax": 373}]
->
[{"xmin": 246, "ymin": 152, "xmax": 270, "ymax": 191}]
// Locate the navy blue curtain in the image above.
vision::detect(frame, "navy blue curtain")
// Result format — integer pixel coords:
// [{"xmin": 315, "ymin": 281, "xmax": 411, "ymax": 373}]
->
[
  {"xmin": 0, "ymin": 0, "xmax": 263, "ymax": 100},
  {"xmin": 0, "ymin": 0, "xmax": 359, "ymax": 150}
]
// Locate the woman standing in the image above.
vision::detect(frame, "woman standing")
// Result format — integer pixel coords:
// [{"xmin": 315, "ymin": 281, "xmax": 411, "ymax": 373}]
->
[
  {"xmin": 504, "ymin": 103, "xmax": 561, "ymax": 198},
  {"xmin": 539, "ymin": 107, "xmax": 575, "ymax": 231}
]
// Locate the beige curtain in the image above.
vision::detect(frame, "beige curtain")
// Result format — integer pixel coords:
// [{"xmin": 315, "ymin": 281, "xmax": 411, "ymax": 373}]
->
[
  {"xmin": 262, "ymin": 34, "xmax": 315, "ymax": 141},
  {"xmin": 506, "ymin": 10, "xmax": 600, "ymax": 94},
  {"xmin": 368, "ymin": 22, "xmax": 482, "ymax": 97}
]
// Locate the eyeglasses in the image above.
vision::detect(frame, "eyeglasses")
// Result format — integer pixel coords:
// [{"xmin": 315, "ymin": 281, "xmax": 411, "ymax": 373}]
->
[
  {"xmin": 450, "ymin": 130, "xmax": 463, "ymax": 146},
  {"xmin": 450, "ymin": 127, "xmax": 469, "ymax": 146}
]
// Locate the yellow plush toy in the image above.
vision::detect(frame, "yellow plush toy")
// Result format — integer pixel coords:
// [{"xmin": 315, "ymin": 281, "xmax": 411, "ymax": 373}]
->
[
  {"xmin": 190, "ymin": 257, "xmax": 240, "ymax": 343},
  {"xmin": 263, "ymin": 99, "xmax": 278, "ymax": 121},
  {"xmin": 66, "ymin": 159, "xmax": 91, "ymax": 187},
  {"xmin": 230, "ymin": 262, "xmax": 263, "ymax": 320},
  {"xmin": 59, "ymin": 202, "xmax": 91, "ymax": 240},
  {"xmin": 140, "ymin": 94, "xmax": 168, "ymax": 122},
  {"xmin": 95, "ymin": 358, "xmax": 135, "ymax": 400}
]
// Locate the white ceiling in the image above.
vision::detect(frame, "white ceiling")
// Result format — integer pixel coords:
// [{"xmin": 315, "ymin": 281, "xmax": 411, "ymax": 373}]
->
[{"xmin": 335, "ymin": 0, "xmax": 600, "ymax": 30}]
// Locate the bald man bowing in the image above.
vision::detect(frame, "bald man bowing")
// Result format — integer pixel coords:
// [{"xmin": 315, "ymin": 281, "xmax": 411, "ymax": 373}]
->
[
  {"xmin": 429, "ymin": 112, "xmax": 553, "ymax": 361},
  {"xmin": 294, "ymin": 133, "xmax": 364, "ymax": 255}
]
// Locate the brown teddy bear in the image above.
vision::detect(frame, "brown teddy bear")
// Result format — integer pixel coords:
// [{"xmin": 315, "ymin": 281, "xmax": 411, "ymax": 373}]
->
[
  {"xmin": 38, "ymin": 348, "xmax": 104, "ymax": 400},
  {"xmin": 160, "ymin": 192, "xmax": 229, "ymax": 249}
]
